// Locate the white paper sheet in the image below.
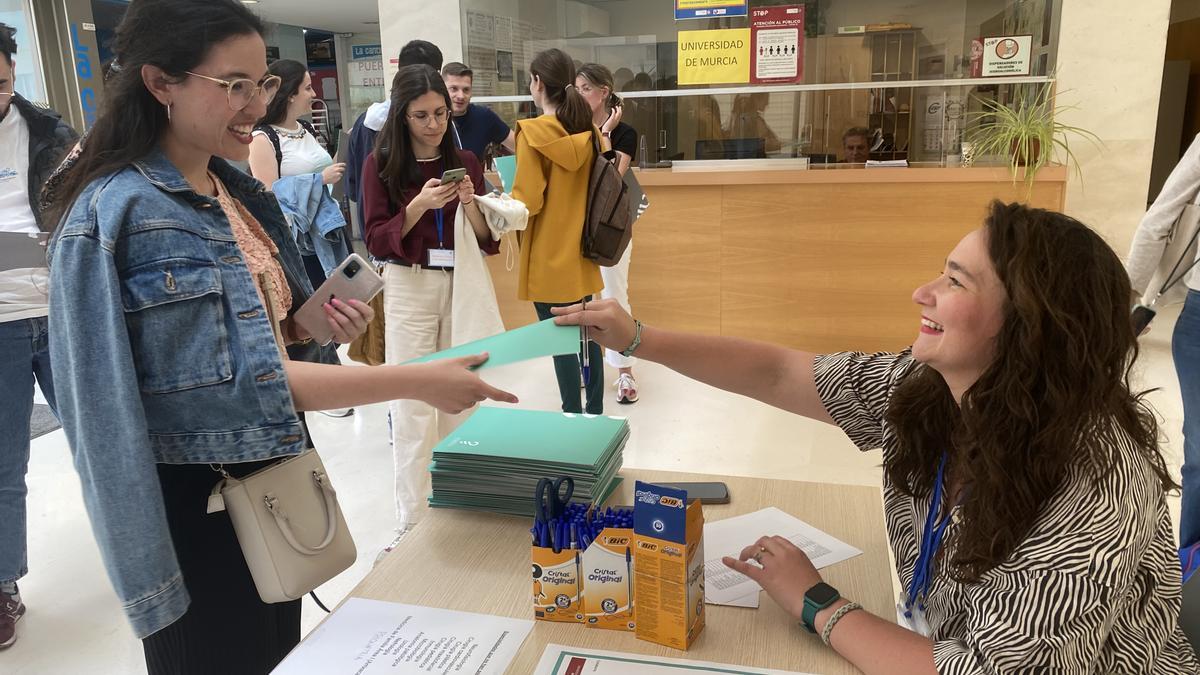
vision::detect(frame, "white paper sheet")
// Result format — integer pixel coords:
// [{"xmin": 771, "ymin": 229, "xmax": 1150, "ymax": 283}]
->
[
  {"xmin": 272, "ymin": 598, "xmax": 533, "ymax": 674},
  {"xmin": 714, "ymin": 590, "xmax": 761, "ymax": 608},
  {"xmin": 703, "ymin": 507, "xmax": 862, "ymax": 605},
  {"xmin": 534, "ymin": 644, "xmax": 816, "ymax": 674}
]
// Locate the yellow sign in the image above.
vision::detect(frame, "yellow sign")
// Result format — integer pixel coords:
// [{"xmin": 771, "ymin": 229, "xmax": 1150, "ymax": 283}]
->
[{"xmin": 677, "ymin": 28, "xmax": 750, "ymax": 85}]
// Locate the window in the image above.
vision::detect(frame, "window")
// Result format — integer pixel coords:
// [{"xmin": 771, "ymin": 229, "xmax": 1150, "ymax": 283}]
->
[
  {"xmin": 461, "ymin": 0, "xmax": 1060, "ymax": 163},
  {"xmin": 0, "ymin": 0, "xmax": 46, "ymax": 104}
]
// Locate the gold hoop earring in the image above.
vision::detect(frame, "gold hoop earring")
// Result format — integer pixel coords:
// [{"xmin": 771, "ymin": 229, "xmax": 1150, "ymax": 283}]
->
[{"xmin": 166, "ymin": 102, "xmax": 172, "ymax": 122}]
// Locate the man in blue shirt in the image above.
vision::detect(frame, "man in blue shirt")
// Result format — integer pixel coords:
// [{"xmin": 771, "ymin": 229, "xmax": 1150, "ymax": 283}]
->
[{"xmin": 442, "ymin": 62, "xmax": 515, "ymax": 162}]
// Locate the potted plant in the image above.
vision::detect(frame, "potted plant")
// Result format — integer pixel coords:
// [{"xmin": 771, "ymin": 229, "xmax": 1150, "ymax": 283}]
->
[{"xmin": 966, "ymin": 83, "xmax": 1101, "ymax": 190}]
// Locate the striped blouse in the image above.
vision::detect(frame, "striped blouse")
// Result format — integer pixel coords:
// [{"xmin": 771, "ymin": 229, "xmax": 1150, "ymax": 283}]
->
[{"xmin": 813, "ymin": 350, "xmax": 1199, "ymax": 673}]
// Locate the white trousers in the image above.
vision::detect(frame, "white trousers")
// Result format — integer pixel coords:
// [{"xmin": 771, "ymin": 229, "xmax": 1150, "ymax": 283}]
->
[
  {"xmin": 382, "ymin": 264, "xmax": 466, "ymax": 525},
  {"xmin": 599, "ymin": 242, "xmax": 636, "ymax": 369}
]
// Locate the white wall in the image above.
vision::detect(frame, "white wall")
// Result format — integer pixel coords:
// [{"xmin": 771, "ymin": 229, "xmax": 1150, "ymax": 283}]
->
[
  {"xmin": 378, "ymin": 0, "xmax": 464, "ymax": 83},
  {"xmin": 1056, "ymin": 0, "xmax": 1172, "ymax": 253}
]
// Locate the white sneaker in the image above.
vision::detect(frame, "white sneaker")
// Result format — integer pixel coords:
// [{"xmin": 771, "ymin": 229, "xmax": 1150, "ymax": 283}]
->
[{"xmin": 614, "ymin": 373, "xmax": 639, "ymax": 404}]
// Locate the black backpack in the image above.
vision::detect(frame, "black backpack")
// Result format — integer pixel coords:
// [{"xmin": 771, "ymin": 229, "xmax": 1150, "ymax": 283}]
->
[
  {"xmin": 254, "ymin": 118, "xmax": 324, "ymax": 174},
  {"xmin": 581, "ymin": 130, "xmax": 633, "ymax": 266}
]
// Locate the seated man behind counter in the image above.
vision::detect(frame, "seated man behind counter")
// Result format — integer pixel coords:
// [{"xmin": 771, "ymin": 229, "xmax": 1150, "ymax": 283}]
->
[
  {"xmin": 843, "ymin": 127, "xmax": 870, "ymax": 164},
  {"xmin": 442, "ymin": 62, "xmax": 516, "ymax": 162}
]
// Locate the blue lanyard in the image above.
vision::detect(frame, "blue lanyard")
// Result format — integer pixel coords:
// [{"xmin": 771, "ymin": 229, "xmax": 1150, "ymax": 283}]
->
[
  {"xmin": 905, "ymin": 451, "xmax": 953, "ymax": 616},
  {"xmin": 433, "ymin": 208, "xmax": 445, "ymax": 247}
]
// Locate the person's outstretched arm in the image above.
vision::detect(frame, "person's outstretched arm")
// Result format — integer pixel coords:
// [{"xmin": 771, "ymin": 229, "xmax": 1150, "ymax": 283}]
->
[{"xmin": 553, "ymin": 299, "xmax": 833, "ymax": 424}]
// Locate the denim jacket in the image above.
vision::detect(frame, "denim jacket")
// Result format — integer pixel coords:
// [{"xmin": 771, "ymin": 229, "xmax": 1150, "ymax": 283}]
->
[{"xmin": 48, "ymin": 149, "xmax": 314, "ymax": 639}]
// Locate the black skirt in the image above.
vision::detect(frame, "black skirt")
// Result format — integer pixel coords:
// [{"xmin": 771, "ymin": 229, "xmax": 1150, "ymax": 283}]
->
[{"xmin": 142, "ymin": 457, "xmax": 302, "ymax": 675}]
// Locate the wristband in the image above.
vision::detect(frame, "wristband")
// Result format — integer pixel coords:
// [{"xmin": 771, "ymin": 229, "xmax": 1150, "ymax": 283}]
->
[
  {"xmin": 820, "ymin": 601, "xmax": 862, "ymax": 645},
  {"xmin": 621, "ymin": 319, "xmax": 643, "ymax": 357}
]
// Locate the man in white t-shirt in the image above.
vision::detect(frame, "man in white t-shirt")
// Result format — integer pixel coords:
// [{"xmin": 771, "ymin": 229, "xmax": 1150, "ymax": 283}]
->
[{"xmin": 0, "ymin": 22, "xmax": 78, "ymax": 650}]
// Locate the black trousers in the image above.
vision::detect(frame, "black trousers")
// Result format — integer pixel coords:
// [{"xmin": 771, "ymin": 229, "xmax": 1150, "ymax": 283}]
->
[
  {"xmin": 534, "ymin": 298, "xmax": 604, "ymax": 415},
  {"xmin": 142, "ymin": 459, "xmax": 301, "ymax": 675}
]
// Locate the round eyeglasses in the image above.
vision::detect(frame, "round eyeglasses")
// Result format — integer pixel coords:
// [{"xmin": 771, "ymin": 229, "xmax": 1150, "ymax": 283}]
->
[
  {"xmin": 185, "ymin": 71, "xmax": 282, "ymax": 111},
  {"xmin": 406, "ymin": 108, "xmax": 451, "ymax": 128}
]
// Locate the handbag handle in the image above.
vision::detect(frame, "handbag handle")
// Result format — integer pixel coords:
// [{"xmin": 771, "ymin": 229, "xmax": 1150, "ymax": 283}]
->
[
  {"xmin": 263, "ymin": 470, "xmax": 339, "ymax": 556},
  {"xmin": 1153, "ymin": 203, "xmax": 1200, "ymax": 304}
]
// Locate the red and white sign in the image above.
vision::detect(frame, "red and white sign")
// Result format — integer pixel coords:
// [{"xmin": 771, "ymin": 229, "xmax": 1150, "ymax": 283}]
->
[
  {"xmin": 750, "ymin": 5, "xmax": 804, "ymax": 85},
  {"xmin": 972, "ymin": 35, "xmax": 1033, "ymax": 78}
]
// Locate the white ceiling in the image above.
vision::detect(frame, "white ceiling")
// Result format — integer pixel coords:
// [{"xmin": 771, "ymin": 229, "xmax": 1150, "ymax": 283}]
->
[{"xmin": 247, "ymin": 0, "xmax": 382, "ymax": 35}]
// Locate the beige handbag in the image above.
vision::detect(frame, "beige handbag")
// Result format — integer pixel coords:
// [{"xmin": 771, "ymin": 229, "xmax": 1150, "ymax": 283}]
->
[{"xmin": 207, "ymin": 448, "xmax": 357, "ymax": 603}]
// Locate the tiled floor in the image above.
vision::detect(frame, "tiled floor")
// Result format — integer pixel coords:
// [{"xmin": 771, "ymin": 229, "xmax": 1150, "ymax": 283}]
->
[{"xmin": 4, "ymin": 304, "xmax": 1187, "ymax": 674}]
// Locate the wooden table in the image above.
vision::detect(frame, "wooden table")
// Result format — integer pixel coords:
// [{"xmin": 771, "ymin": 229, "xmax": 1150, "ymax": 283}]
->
[{"xmin": 344, "ymin": 470, "xmax": 893, "ymax": 674}]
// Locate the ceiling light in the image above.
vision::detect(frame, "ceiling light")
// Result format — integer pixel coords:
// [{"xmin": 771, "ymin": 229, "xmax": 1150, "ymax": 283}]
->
[{"xmin": 240, "ymin": 0, "xmax": 258, "ymax": 4}]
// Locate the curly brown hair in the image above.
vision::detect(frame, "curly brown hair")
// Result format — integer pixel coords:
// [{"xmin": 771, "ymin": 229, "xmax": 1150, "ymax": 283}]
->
[{"xmin": 885, "ymin": 200, "xmax": 1175, "ymax": 583}]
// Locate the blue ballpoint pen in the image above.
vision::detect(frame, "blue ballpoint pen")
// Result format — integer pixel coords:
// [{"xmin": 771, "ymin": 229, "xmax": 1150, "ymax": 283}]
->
[{"xmin": 581, "ymin": 298, "xmax": 590, "ymax": 387}]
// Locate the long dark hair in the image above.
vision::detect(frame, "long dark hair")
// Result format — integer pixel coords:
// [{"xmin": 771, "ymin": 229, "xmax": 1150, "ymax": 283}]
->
[
  {"xmin": 259, "ymin": 58, "xmax": 307, "ymax": 127},
  {"xmin": 530, "ymin": 49, "xmax": 591, "ymax": 135},
  {"xmin": 885, "ymin": 200, "xmax": 1173, "ymax": 583},
  {"xmin": 373, "ymin": 64, "xmax": 461, "ymax": 205},
  {"xmin": 45, "ymin": 0, "xmax": 264, "ymax": 229},
  {"xmin": 577, "ymin": 63, "xmax": 622, "ymax": 110}
]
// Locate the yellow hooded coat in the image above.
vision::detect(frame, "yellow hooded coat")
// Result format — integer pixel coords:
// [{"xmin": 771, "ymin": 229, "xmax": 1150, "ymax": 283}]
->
[{"xmin": 513, "ymin": 114, "xmax": 602, "ymax": 303}]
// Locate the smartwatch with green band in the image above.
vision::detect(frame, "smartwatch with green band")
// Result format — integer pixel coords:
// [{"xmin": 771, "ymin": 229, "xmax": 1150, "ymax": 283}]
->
[{"xmin": 800, "ymin": 582, "xmax": 841, "ymax": 633}]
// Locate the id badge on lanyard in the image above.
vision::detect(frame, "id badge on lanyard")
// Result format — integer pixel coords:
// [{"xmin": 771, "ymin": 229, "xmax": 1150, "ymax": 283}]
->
[
  {"xmin": 899, "ymin": 451, "xmax": 954, "ymax": 638},
  {"xmin": 429, "ymin": 208, "xmax": 455, "ymax": 268}
]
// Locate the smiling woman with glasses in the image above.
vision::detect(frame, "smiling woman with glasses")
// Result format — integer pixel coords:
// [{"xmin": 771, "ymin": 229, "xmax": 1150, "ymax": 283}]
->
[
  {"xmin": 42, "ymin": 2, "xmax": 515, "ymax": 673},
  {"xmin": 359, "ymin": 64, "xmax": 503, "ymax": 537}
]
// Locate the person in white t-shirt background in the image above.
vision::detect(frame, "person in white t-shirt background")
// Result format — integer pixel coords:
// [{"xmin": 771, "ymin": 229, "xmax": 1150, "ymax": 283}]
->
[{"xmin": 0, "ymin": 22, "xmax": 79, "ymax": 650}]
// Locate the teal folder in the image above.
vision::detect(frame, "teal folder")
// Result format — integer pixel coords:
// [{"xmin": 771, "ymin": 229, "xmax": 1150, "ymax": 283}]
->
[
  {"xmin": 494, "ymin": 155, "xmax": 517, "ymax": 194},
  {"xmin": 428, "ymin": 407, "xmax": 629, "ymax": 516},
  {"xmin": 407, "ymin": 318, "xmax": 580, "ymax": 369}
]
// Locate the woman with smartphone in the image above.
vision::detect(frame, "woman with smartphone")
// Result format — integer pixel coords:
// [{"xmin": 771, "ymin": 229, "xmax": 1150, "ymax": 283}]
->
[
  {"xmin": 44, "ymin": 2, "xmax": 515, "ymax": 671},
  {"xmin": 513, "ymin": 48, "xmax": 604, "ymax": 416},
  {"xmin": 576, "ymin": 62, "xmax": 640, "ymax": 405},
  {"xmin": 360, "ymin": 64, "xmax": 500, "ymax": 541}
]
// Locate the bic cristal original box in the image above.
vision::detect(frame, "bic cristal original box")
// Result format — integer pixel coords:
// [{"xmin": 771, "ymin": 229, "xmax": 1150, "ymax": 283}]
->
[{"xmin": 632, "ymin": 481, "xmax": 705, "ymax": 650}]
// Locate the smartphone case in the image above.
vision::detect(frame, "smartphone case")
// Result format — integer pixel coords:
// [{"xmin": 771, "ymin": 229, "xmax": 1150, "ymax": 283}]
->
[{"xmin": 294, "ymin": 254, "xmax": 384, "ymax": 346}]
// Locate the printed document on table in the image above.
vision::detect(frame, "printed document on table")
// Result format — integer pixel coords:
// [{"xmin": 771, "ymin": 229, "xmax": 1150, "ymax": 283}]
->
[
  {"xmin": 272, "ymin": 598, "xmax": 533, "ymax": 674},
  {"xmin": 704, "ymin": 507, "xmax": 862, "ymax": 606},
  {"xmin": 534, "ymin": 644, "xmax": 817, "ymax": 674}
]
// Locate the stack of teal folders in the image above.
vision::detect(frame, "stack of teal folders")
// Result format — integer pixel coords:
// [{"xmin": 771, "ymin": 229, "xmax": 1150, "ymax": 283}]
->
[{"xmin": 429, "ymin": 407, "xmax": 628, "ymax": 516}]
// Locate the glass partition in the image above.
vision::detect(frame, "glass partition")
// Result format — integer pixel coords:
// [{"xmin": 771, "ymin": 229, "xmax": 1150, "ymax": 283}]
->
[
  {"xmin": 462, "ymin": 0, "xmax": 1060, "ymax": 164},
  {"xmin": 0, "ymin": 0, "xmax": 45, "ymax": 104}
]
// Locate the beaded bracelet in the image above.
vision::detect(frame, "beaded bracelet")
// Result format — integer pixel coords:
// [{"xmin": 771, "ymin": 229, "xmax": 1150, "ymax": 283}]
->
[{"xmin": 820, "ymin": 601, "xmax": 863, "ymax": 646}]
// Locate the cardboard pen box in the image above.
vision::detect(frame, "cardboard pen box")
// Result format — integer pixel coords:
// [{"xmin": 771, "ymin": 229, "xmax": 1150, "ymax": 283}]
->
[
  {"xmin": 581, "ymin": 528, "xmax": 636, "ymax": 631},
  {"xmin": 632, "ymin": 481, "xmax": 705, "ymax": 650}
]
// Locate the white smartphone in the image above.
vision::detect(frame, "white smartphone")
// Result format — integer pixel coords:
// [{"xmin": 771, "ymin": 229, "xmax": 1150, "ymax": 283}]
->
[
  {"xmin": 294, "ymin": 254, "xmax": 384, "ymax": 346},
  {"xmin": 440, "ymin": 168, "xmax": 467, "ymax": 185}
]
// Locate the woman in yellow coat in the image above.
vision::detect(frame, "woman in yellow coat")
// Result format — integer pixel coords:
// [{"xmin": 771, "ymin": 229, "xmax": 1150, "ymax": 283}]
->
[{"xmin": 513, "ymin": 48, "xmax": 604, "ymax": 414}]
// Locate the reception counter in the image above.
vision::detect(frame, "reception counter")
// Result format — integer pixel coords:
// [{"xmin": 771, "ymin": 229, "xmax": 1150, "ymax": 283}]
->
[{"xmin": 486, "ymin": 164, "xmax": 1067, "ymax": 354}]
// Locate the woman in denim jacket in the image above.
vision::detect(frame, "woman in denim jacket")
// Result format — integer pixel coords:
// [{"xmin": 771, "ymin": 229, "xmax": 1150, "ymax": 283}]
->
[{"xmin": 43, "ymin": 2, "xmax": 517, "ymax": 673}]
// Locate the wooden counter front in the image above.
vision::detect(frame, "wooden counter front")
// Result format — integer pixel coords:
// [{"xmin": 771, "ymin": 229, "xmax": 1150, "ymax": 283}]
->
[{"xmin": 485, "ymin": 165, "xmax": 1067, "ymax": 353}]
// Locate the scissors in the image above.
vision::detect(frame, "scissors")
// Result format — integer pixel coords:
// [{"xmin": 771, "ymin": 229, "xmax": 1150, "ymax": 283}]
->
[{"xmin": 533, "ymin": 476, "xmax": 575, "ymax": 552}]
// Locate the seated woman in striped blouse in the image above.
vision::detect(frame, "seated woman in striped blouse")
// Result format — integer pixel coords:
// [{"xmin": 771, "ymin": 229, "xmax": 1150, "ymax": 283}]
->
[{"xmin": 554, "ymin": 200, "xmax": 1199, "ymax": 673}]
